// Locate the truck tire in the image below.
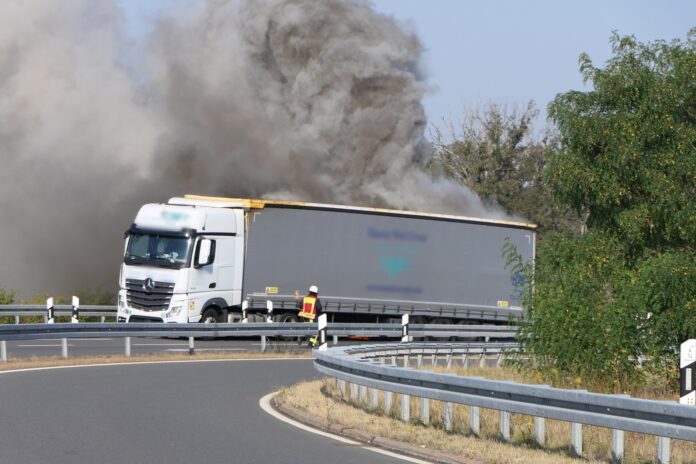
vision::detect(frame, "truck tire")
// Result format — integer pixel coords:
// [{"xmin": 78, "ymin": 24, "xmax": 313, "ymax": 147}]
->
[{"xmin": 201, "ymin": 307, "xmax": 221, "ymax": 324}]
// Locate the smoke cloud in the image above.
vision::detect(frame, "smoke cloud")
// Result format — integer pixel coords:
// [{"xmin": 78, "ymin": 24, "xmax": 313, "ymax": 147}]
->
[{"xmin": 0, "ymin": 0, "xmax": 507, "ymax": 297}]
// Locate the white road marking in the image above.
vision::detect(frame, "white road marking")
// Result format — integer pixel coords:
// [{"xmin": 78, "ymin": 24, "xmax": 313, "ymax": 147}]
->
[
  {"xmin": 259, "ymin": 392, "xmax": 432, "ymax": 464},
  {"xmin": 132, "ymin": 343, "xmax": 189, "ymax": 346},
  {"xmin": 0, "ymin": 358, "xmax": 312, "ymax": 376},
  {"xmin": 71, "ymin": 338, "xmax": 114, "ymax": 341},
  {"xmin": 17, "ymin": 344, "xmax": 75, "ymax": 348},
  {"xmin": 164, "ymin": 348, "xmax": 247, "ymax": 352}
]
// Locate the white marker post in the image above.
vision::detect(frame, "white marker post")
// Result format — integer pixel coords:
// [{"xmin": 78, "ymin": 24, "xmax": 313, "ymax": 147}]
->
[
  {"xmin": 680, "ymin": 339, "xmax": 696, "ymax": 405},
  {"xmin": 71, "ymin": 296, "xmax": 80, "ymax": 323},
  {"xmin": 317, "ymin": 314, "xmax": 328, "ymax": 352},
  {"xmin": 241, "ymin": 299, "xmax": 249, "ymax": 323},
  {"xmin": 401, "ymin": 314, "xmax": 411, "ymax": 342},
  {"xmin": 46, "ymin": 297, "xmax": 55, "ymax": 324},
  {"xmin": 266, "ymin": 300, "xmax": 273, "ymax": 323}
]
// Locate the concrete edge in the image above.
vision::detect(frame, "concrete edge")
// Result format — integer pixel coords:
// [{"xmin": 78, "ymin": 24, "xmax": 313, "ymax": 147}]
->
[{"xmin": 271, "ymin": 395, "xmax": 481, "ymax": 464}]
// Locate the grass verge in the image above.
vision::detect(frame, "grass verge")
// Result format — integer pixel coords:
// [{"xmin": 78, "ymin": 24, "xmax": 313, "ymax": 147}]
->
[{"xmin": 275, "ymin": 377, "xmax": 696, "ymax": 464}]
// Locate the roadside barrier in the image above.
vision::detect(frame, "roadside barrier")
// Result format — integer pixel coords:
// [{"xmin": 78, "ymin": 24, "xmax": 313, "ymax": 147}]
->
[
  {"xmin": 0, "ymin": 322, "xmax": 517, "ymax": 361},
  {"xmin": 314, "ymin": 343, "xmax": 696, "ymax": 464}
]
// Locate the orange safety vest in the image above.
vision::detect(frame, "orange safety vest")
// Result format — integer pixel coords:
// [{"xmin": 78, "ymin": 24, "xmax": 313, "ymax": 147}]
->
[{"xmin": 298, "ymin": 295, "xmax": 317, "ymax": 321}]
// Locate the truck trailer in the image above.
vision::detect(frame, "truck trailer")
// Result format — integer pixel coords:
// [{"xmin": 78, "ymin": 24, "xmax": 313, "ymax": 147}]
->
[{"xmin": 117, "ymin": 195, "xmax": 535, "ymax": 324}]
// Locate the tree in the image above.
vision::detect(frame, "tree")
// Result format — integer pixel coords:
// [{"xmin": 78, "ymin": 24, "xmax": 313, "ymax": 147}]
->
[
  {"xmin": 519, "ymin": 30, "xmax": 696, "ymax": 388},
  {"xmin": 431, "ymin": 102, "xmax": 581, "ymax": 234},
  {"xmin": 547, "ymin": 30, "xmax": 696, "ymax": 256}
]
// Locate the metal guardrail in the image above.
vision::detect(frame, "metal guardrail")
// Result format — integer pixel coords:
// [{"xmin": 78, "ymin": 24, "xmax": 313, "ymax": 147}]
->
[
  {"xmin": 0, "ymin": 322, "xmax": 515, "ymax": 340},
  {"xmin": 0, "ymin": 305, "xmax": 116, "ymax": 321},
  {"xmin": 0, "ymin": 303, "xmax": 521, "ymax": 324},
  {"xmin": 314, "ymin": 343, "xmax": 694, "ymax": 463},
  {"xmin": 0, "ymin": 322, "xmax": 518, "ymax": 362}
]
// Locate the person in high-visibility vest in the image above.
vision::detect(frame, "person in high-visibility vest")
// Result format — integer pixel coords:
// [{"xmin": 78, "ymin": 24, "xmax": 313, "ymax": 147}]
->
[{"xmin": 298, "ymin": 285, "xmax": 322, "ymax": 347}]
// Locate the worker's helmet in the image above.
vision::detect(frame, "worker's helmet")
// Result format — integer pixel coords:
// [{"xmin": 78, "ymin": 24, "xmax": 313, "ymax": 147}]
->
[{"xmin": 309, "ymin": 285, "xmax": 319, "ymax": 294}]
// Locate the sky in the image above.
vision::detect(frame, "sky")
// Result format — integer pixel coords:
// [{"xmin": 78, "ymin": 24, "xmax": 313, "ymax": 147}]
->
[{"xmin": 121, "ymin": 0, "xmax": 694, "ymax": 128}]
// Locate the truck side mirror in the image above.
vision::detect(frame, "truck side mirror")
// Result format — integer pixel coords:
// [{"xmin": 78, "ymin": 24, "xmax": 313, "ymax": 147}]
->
[{"xmin": 195, "ymin": 239, "xmax": 215, "ymax": 268}]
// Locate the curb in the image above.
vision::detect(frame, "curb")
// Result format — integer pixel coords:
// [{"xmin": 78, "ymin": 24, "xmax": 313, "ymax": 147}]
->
[{"xmin": 272, "ymin": 396, "xmax": 481, "ymax": 464}]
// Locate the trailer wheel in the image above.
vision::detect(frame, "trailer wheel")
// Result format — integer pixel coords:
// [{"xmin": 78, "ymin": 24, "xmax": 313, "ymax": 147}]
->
[
  {"xmin": 428, "ymin": 317, "xmax": 452, "ymax": 341},
  {"xmin": 201, "ymin": 307, "xmax": 221, "ymax": 324}
]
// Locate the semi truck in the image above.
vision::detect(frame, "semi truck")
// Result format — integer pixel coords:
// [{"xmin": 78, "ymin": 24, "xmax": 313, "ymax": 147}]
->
[{"xmin": 117, "ymin": 195, "xmax": 535, "ymax": 324}]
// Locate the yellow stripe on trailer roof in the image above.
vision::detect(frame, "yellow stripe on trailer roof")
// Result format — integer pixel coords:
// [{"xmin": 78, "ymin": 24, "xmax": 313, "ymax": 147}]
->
[{"xmin": 183, "ymin": 194, "xmax": 537, "ymax": 229}]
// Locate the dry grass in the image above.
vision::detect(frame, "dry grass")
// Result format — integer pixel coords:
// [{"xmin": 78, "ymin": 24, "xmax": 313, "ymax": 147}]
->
[
  {"xmin": 276, "ymin": 374, "xmax": 696, "ymax": 464},
  {"xmin": 0, "ymin": 351, "xmax": 312, "ymax": 372}
]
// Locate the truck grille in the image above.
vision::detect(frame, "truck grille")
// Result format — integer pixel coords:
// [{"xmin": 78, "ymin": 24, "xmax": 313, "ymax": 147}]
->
[{"xmin": 126, "ymin": 278, "xmax": 175, "ymax": 311}]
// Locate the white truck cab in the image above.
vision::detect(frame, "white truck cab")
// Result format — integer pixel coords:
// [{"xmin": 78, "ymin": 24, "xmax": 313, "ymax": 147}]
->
[{"xmin": 117, "ymin": 197, "xmax": 245, "ymax": 323}]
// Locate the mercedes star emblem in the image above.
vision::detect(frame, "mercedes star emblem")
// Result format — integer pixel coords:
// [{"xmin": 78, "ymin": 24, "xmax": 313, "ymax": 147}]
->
[{"xmin": 143, "ymin": 278, "xmax": 155, "ymax": 293}]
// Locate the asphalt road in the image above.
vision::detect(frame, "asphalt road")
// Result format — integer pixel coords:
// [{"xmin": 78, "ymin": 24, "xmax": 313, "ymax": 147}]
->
[{"xmin": 0, "ymin": 359, "xmax": 411, "ymax": 464}]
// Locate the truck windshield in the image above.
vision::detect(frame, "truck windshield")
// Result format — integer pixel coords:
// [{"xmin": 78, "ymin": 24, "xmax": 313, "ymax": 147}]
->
[{"xmin": 124, "ymin": 233, "xmax": 192, "ymax": 269}]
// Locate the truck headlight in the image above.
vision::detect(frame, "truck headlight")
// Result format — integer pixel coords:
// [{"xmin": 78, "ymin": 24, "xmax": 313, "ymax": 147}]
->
[{"xmin": 169, "ymin": 305, "xmax": 183, "ymax": 318}]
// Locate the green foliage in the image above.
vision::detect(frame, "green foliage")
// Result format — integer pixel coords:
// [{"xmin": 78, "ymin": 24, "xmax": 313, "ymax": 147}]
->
[
  {"xmin": 432, "ymin": 102, "xmax": 582, "ymax": 234},
  {"xmin": 74, "ymin": 288, "xmax": 117, "ymax": 305},
  {"xmin": 0, "ymin": 286, "xmax": 14, "ymax": 305},
  {"xmin": 515, "ymin": 31, "xmax": 696, "ymax": 390},
  {"xmin": 505, "ymin": 234, "xmax": 641, "ymax": 389},
  {"xmin": 547, "ymin": 30, "xmax": 696, "ymax": 256}
]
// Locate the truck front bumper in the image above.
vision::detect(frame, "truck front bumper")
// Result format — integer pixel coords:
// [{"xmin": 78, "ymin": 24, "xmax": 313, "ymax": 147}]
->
[{"xmin": 117, "ymin": 290, "xmax": 188, "ymax": 323}]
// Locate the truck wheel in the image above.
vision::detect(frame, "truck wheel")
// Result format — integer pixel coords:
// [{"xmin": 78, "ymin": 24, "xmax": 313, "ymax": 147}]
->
[
  {"xmin": 276, "ymin": 313, "xmax": 299, "ymax": 341},
  {"xmin": 201, "ymin": 307, "xmax": 220, "ymax": 324}
]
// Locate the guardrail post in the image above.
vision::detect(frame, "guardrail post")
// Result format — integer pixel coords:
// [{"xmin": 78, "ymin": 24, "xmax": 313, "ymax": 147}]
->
[
  {"xmin": 571, "ymin": 422, "xmax": 582, "ymax": 457},
  {"xmin": 534, "ymin": 417, "xmax": 545, "ymax": 447},
  {"xmin": 370, "ymin": 388, "xmax": 378, "ymax": 410},
  {"xmin": 443, "ymin": 402, "xmax": 453, "ymax": 431},
  {"xmin": 46, "ymin": 297, "xmax": 54, "ymax": 324},
  {"xmin": 403, "ymin": 354, "xmax": 409, "ymax": 368},
  {"xmin": 266, "ymin": 300, "xmax": 273, "ymax": 323},
  {"xmin": 359, "ymin": 385, "xmax": 367, "ymax": 403},
  {"xmin": 61, "ymin": 338, "xmax": 68, "ymax": 359},
  {"xmin": 14, "ymin": 315, "xmax": 19, "ymax": 325},
  {"xmin": 431, "ymin": 353, "xmax": 436, "ymax": 366},
  {"xmin": 446, "ymin": 353, "xmax": 452, "ymax": 368},
  {"xmin": 657, "ymin": 436, "xmax": 670, "ymax": 464},
  {"xmin": 496, "ymin": 352, "xmax": 503, "ymax": 367},
  {"xmin": 419, "ymin": 397, "xmax": 429, "ymax": 424},
  {"xmin": 125, "ymin": 337, "xmax": 131, "ymax": 357},
  {"xmin": 317, "ymin": 314, "xmax": 327, "ymax": 352},
  {"xmin": 479, "ymin": 352, "xmax": 486, "ymax": 368},
  {"xmin": 461, "ymin": 353, "xmax": 468, "ymax": 368},
  {"xmin": 384, "ymin": 391, "xmax": 393, "ymax": 414},
  {"xmin": 261, "ymin": 335, "xmax": 267, "ymax": 353},
  {"xmin": 469, "ymin": 406, "xmax": 480, "ymax": 436},
  {"xmin": 337, "ymin": 379, "xmax": 346, "ymax": 398},
  {"xmin": 401, "ymin": 314, "xmax": 410, "ymax": 342},
  {"xmin": 611, "ymin": 429, "xmax": 624, "ymax": 463},
  {"xmin": 350, "ymin": 383, "xmax": 358, "ymax": 401},
  {"xmin": 71, "ymin": 296, "xmax": 79, "ymax": 323},
  {"xmin": 680, "ymin": 339, "xmax": 696, "ymax": 405},
  {"xmin": 241, "ymin": 300, "xmax": 248, "ymax": 323},
  {"xmin": 400, "ymin": 394, "xmax": 410, "ymax": 422},
  {"xmin": 188, "ymin": 337, "xmax": 195, "ymax": 355},
  {"xmin": 1, "ymin": 340, "xmax": 6, "ymax": 362},
  {"xmin": 333, "ymin": 335, "xmax": 338, "ymax": 345},
  {"xmin": 499, "ymin": 410, "xmax": 511, "ymax": 441},
  {"xmin": 391, "ymin": 355, "xmax": 396, "ymax": 366},
  {"xmin": 417, "ymin": 354, "xmax": 423, "ymax": 368}
]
